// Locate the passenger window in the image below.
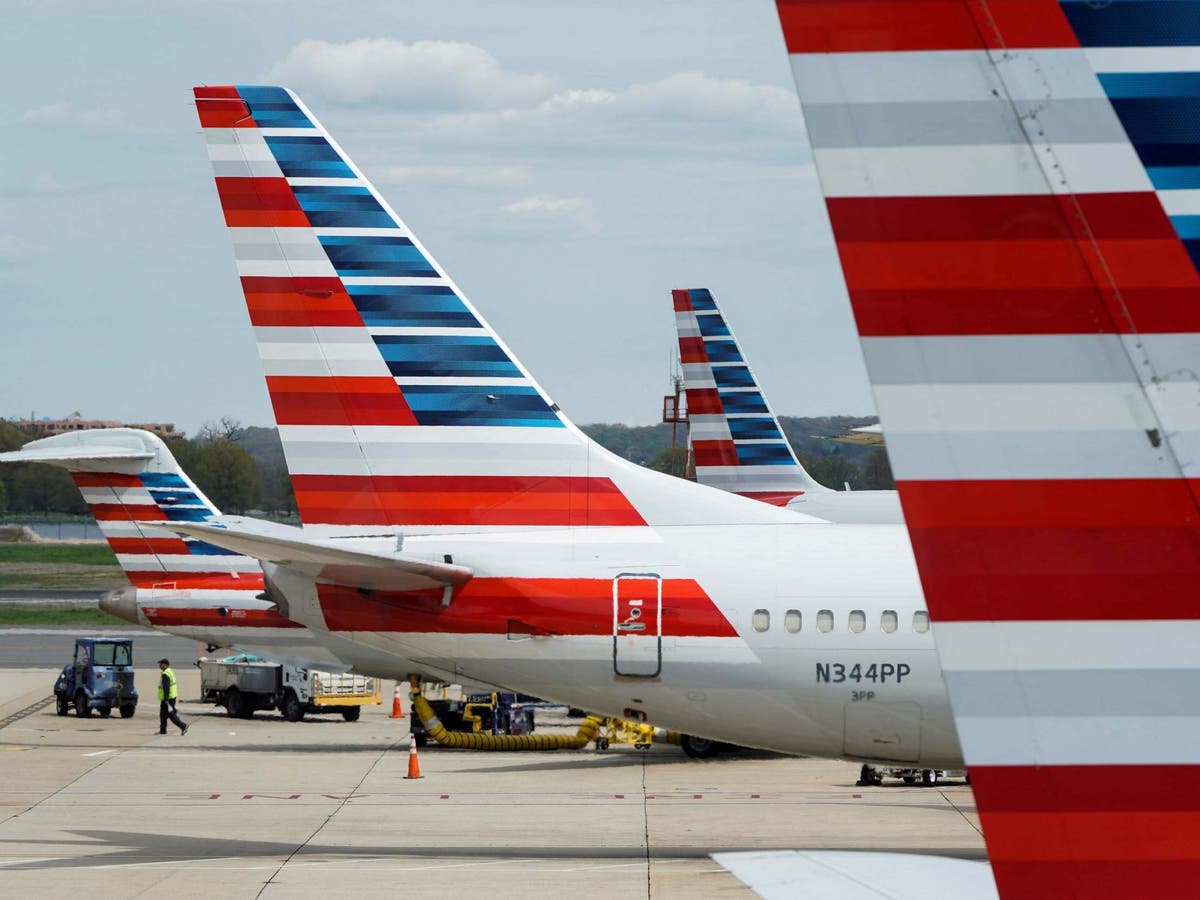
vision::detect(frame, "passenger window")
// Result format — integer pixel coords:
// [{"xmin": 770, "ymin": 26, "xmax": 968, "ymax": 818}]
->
[
  {"xmin": 817, "ymin": 609, "xmax": 833, "ymax": 633},
  {"xmin": 784, "ymin": 609, "xmax": 802, "ymax": 633},
  {"xmin": 881, "ymin": 610, "xmax": 898, "ymax": 633},
  {"xmin": 913, "ymin": 611, "xmax": 930, "ymax": 633},
  {"xmin": 752, "ymin": 609, "xmax": 770, "ymax": 632},
  {"xmin": 848, "ymin": 610, "xmax": 865, "ymax": 633}
]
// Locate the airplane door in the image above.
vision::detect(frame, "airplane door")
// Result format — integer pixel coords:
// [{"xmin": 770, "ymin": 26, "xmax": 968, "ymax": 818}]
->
[{"xmin": 612, "ymin": 574, "xmax": 662, "ymax": 677}]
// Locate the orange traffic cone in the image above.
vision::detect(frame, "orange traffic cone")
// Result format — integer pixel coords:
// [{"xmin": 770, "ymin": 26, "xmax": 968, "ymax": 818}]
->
[
  {"xmin": 389, "ymin": 683, "xmax": 405, "ymax": 719},
  {"xmin": 404, "ymin": 734, "xmax": 423, "ymax": 779}
]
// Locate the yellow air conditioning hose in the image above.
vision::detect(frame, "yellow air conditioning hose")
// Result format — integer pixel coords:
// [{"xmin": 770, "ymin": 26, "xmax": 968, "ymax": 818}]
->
[{"xmin": 410, "ymin": 691, "xmax": 604, "ymax": 751}]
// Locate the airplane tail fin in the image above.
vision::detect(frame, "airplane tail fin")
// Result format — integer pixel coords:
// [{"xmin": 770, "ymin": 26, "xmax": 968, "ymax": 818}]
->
[
  {"xmin": 0, "ymin": 429, "xmax": 262, "ymax": 592},
  {"xmin": 673, "ymin": 288, "xmax": 825, "ymax": 505},
  {"xmin": 194, "ymin": 87, "xmax": 802, "ymax": 532},
  {"xmin": 776, "ymin": 1, "xmax": 1200, "ymax": 896}
]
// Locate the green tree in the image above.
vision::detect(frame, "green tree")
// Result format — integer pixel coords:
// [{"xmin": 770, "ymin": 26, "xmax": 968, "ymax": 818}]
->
[
  {"xmin": 191, "ymin": 439, "xmax": 261, "ymax": 514},
  {"xmin": 860, "ymin": 447, "xmax": 894, "ymax": 490},
  {"xmin": 644, "ymin": 445, "xmax": 691, "ymax": 479}
]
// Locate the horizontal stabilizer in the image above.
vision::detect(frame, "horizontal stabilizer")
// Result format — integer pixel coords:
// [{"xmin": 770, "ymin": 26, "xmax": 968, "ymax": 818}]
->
[
  {"xmin": 711, "ymin": 850, "xmax": 997, "ymax": 900},
  {"xmin": 0, "ymin": 444, "xmax": 152, "ymax": 466},
  {"xmin": 140, "ymin": 516, "xmax": 474, "ymax": 592}
]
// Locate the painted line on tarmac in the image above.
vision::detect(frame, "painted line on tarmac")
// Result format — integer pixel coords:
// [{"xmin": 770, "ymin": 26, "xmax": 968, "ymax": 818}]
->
[
  {"xmin": 0, "ymin": 696, "xmax": 54, "ymax": 731},
  {"xmin": 81, "ymin": 749, "xmax": 117, "ymax": 757},
  {"xmin": 0, "ymin": 857, "xmax": 700, "ymax": 874}
]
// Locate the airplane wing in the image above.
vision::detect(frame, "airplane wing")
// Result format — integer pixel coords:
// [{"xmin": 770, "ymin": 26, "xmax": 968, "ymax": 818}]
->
[
  {"xmin": 712, "ymin": 850, "xmax": 997, "ymax": 900},
  {"xmin": 141, "ymin": 516, "xmax": 474, "ymax": 592},
  {"xmin": 775, "ymin": 1, "xmax": 1200, "ymax": 897}
]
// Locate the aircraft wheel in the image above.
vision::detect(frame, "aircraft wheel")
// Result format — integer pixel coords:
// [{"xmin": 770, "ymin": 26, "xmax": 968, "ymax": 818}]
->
[
  {"xmin": 921, "ymin": 769, "xmax": 939, "ymax": 787},
  {"xmin": 74, "ymin": 690, "xmax": 92, "ymax": 718},
  {"xmin": 680, "ymin": 735, "xmax": 721, "ymax": 759}
]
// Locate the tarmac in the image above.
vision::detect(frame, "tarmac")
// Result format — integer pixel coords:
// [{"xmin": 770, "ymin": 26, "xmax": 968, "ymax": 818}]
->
[{"xmin": 0, "ymin": 661, "xmax": 985, "ymax": 898}]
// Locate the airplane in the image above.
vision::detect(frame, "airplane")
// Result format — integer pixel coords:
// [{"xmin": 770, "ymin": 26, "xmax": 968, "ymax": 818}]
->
[
  {"xmin": 719, "ymin": 0, "xmax": 1200, "ymax": 896},
  {"xmin": 0, "ymin": 428, "xmax": 350, "ymax": 669},
  {"xmin": 166, "ymin": 84, "xmax": 965, "ymax": 768},
  {"xmin": 673, "ymin": 286, "xmax": 902, "ymax": 522}
]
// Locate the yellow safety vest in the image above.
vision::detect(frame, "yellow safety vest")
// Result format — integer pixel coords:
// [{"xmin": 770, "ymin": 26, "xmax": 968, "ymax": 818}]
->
[{"xmin": 158, "ymin": 667, "xmax": 178, "ymax": 701}]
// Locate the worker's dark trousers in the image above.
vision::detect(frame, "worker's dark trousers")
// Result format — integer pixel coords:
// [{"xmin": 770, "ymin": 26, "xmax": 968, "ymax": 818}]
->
[{"xmin": 160, "ymin": 700, "xmax": 185, "ymax": 733}]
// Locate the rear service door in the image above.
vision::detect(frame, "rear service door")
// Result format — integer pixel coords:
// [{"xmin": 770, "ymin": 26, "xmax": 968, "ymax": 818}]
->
[{"xmin": 612, "ymin": 574, "xmax": 662, "ymax": 677}]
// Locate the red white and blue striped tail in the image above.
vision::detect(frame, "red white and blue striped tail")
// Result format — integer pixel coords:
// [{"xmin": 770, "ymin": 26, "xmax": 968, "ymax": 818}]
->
[
  {"xmin": 194, "ymin": 87, "xmax": 801, "ymax": 533},
  {"xmin": 673, "ymin": 288, "xmax": 824, "ymax": 506},
  {"xmin": 775, "ymin": 1, "xmax": 1200, "ymax": 897},
  {"xmin": 0, "ymin": 429, "xmax": 263, "ymax": 594}
]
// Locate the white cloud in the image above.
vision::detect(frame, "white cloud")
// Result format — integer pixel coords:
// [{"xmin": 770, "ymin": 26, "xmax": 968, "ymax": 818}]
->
[
  {"xmin": 0, "ymin": 235, "xmax": 32, "ymax": 261},
  {"xmin": 621, "ymin": 71, "xmax": 802, "ymax": 130},
  {"xmin": 269, "ymin": 38, "xmax": 557, "ymax": 109},
  {"xmin": 30, "ymin": 173, "xmax": 67, "ymax": 193},
  {"xmin": 375, "ymin": 164, "xmax": 531, "ymax": 189},
  {"xmin": 21, "ymin": 104, "xmax": 70, "ymax": 124},
  {"xmin": 19, "ymin": 103, "xmax": 122, "ymax": 131},
  {"xmin": 501, "ymin": 194, "xmax": 589, "ymax": 216},
  {"xmin": 413, "ymin": 70, "xmax": 804, "ymax": 155}
]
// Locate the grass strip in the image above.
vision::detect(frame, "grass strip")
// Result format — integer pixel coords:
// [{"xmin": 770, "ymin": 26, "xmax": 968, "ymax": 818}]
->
[
  {"xmin": 0, "ymin": 606, "xmax": 128, "ymax": 627},
  {"xmin": 0, "ymin": 544, "xmax": 118, "ymax": 565}
]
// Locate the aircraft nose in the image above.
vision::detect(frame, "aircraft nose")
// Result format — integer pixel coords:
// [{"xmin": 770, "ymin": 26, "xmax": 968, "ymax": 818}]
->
[{"xmin": 99, "ymin": 587, "xmax": 141, "ymax": 625}]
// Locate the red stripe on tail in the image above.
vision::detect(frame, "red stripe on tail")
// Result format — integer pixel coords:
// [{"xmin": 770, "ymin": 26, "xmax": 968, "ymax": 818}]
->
[
  {"xmin": 290, "ymin": 474, "xmax": 646, "ymax": 527},
  {"xmin": 265, "ymin": 376, "xmax": 418, "ymax": 427},
  {"xmin": 215, "ymin": 178, "xmax": 309, "ymax": 228},
  {"xmin": 776, "ymin": 0, "xmax": 1077, "ymax": 53}
]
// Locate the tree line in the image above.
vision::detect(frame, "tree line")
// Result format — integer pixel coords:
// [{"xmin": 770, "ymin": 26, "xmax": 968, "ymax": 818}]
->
[{"xmin": 0, "ymin": 415, "xmax": 893, "ymax": 519}]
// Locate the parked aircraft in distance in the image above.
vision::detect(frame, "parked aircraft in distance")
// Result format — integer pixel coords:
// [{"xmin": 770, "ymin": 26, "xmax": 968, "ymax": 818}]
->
[
  {"xmin": 1, "ymin": 429, "xmax": 377, "ymax": 672},
  {"xmin": 730, "ymin": 0, "xmax": 1200, "ymax": 897},
  {"xmin": 673, "ymin": 286, "xmax": 902, "ymax": 523},
  {"xmin": 170, "ymin": 84, "xmax": 965, "ymax": 767}
]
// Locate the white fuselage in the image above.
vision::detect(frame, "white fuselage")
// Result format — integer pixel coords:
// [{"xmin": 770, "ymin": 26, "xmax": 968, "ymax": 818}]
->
[
  {"xmin": 785, "ymin": 489, "xmax": 906, "ymax": 524},
  {"xmin": 266, "ymin": 520, "xmax": 962, "ymax": 768}
]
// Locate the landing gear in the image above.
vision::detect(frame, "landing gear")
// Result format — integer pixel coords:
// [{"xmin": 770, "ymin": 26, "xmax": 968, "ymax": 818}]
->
[
  {"xmin": 857, "ymin": 765, "xmax": 883, "ymax": 786},
  {"xmin": 920, "ymin": 769, "xmax": 939, "ymax": 787},
  {"xmin": 680, "ymin": 734, "xmax": 721, "ymax": 759}
]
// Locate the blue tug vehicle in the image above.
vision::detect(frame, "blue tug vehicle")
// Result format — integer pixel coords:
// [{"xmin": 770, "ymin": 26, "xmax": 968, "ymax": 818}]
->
[{"xmin": 54, "ymin": 637, "xmax": 138, "ymax": 718}]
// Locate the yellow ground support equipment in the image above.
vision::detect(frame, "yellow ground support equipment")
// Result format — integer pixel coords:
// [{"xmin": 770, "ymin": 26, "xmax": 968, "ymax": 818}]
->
[
  {"xmin": 595, "ymin": 718, "xmax": 681, "ymax": 751},
  {"xmin": 311, "ymin": 672, "xmax": 381, "ymax": 710},
  {"xmin": 410, "ymin": 690, "xmax": 603, "ymax": 751}
]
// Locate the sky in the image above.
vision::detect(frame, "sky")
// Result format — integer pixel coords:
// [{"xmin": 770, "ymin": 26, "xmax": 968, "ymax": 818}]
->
[{"xmin": 0, "ymin": 0, "xmax": 875, "ymax": 436}]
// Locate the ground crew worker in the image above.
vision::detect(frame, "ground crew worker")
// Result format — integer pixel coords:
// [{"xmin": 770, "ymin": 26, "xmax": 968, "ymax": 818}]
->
[{"xmin": 157, "ymin": 658, "xmax": 188, "ymax": 736}]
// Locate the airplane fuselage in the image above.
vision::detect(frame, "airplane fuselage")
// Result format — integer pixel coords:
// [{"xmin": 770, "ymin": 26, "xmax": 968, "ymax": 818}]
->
[{"xmin": 266, "ymin": 521, "xmax": 962, "ymax": 767}]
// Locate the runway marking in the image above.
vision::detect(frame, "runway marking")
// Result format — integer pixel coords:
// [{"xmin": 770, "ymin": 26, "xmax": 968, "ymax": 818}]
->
[
  {"xmin": 0, "ymin": 696, "xmax": 54, "ymax": 731},
  {"xmin": 81, "ymin": 749, "xmax": 116, "ymax": 758}
]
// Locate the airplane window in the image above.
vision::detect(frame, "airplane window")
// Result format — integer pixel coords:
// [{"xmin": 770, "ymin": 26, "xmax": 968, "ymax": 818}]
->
[
  {"xmin": 881, "ymin": 610, "xmax": 897, "ymax": 633},
  {"xmin": 849, "ymin": 610, "xmax": 865, "ymax": 633},
  {"xmin": 817, "ymin": 609, "xmax": 833, "ymax": 633},
  {"xmin": 784, "ymin": 609, "xmax": 801, "ymax": 633},
  {"xmin": 913, "ymin": 611, "xmax": 930, "ymax": 633},
  {"xmin": 752, "ymin": 609, "xmax": 770, "ymax": 632}
]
